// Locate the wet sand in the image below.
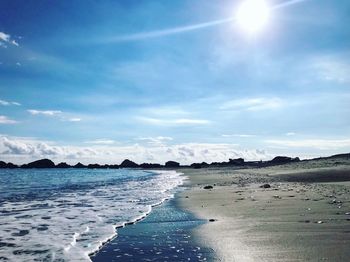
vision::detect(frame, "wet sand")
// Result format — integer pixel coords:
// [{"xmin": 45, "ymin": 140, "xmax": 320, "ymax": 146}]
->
[
  {"xmin": 91, "ymin": 197, "xmax": 215, "ymax": 262},
  {"xmin": 179, "ymin": 159, "xmax": 350, "ymax": 261}
]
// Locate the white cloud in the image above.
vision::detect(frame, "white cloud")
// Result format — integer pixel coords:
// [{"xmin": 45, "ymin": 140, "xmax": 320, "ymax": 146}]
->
[
  {"xmin": 0, "ymin": 135, "xmax": 269, "ymax": 165},
  {"xmin": 220, "ymin": 97, "xmax": 283, "ymax": 111},
  {"xmin": 84, "ymin": 139, "xmax": 116, "ymax": 145},
  {"xmin": 68, "ymin": 118, "xmax": 81, "ymax": 122},
  {"xmin": 0, "ymin": 99, "xmax": 21, "ymax": 106},
  {"xmin": 136, "ymin": 136, "xmax": 173, "ymax": 146},
  {"xmin": 28, "ymin": 109, "xmax": 62, "ymax": 116},
  {"xmin": 0, "ymin": 116, "xmax": 18, "ymax": 124},
  {"xmin": 266, "ymin": 138, "xmax": 350, "ymax": 150},
  {"xmin": 0, "ymin": 32, "xmax": 19, "ymax": 47},
  {"xmin": 222, "ymin": 134, "xmax": 256, "ymax": 138},
  {"xmin": 286, "ymin": 132, "xmax": 296, "ymax": 136},
  {"xmin": 12, "ymin": 40, "xmax": 19, "ymax": 46},
  {"xmin": 311, "ymin": 55, "xmax": 350, "ymax": 84},
  {"xmin": 138, "ymin": 117, "xmax": 210, "ymax": 126}
]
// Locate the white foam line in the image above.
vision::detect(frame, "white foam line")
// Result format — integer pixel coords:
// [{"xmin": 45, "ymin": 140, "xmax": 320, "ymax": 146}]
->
[{"xmin": 86, "ymin": 170, "xmax": 186, "ymax": 261}]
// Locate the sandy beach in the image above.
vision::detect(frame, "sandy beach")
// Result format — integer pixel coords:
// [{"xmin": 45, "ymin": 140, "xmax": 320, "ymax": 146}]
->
[{"xmin": 179, "ymin": 157, "xmax": 350, "ymax": 261}]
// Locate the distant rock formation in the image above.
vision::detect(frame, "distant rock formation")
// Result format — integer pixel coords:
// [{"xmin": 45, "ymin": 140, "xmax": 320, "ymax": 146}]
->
[
  {"xmin": 87, "ymin": 164, "xmax": 101, "ymax": 169},
  {"xmin": 228, "ymin": 158, "xmax": 245, "ymax": 165},
  {"xmin": 56, "ymin": 162, "xmax": 71, "ymax": 168},
  {"xmin": 1, "ymin": 152, "xmax": 348, "ymax": 170},
  {"xmin": 165, "ymin": 161, "xmax": 180, "ymax": 168},
  {"xmin": 120, "ymin": 159, "xmax": 139, "ymax": 168},
  {"xmin": 74, "ymin": 162, "xmax": 86, "ymax": 168},
  {"xmin": 21, "ymin": 159, "xmax": 56, "ymax": 168},
  {"xmin": 0, "ymin": 161, "xmax": 18, "ymax": 168},
  {"xmin": 190, "ymin": 162, "xmax": 209, "ymax": 169},
  {"xmin": 139, "ymin": 163, "xmax": 162, "ymax": 169},
  {"xmin": 269, "ymin": 156, "xmax": 300, "ymax": 165}
]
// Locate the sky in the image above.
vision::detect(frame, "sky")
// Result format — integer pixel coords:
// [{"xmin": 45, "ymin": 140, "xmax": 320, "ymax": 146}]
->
[{"xmin": 1, "ymin": 0, "xmax": 350, "ymax": 164}]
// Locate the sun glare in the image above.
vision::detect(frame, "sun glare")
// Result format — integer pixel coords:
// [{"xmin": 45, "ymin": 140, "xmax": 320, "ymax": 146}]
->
[{"xmin": 236, "ymin": 0, "xmax": 270, "ymax": 34}]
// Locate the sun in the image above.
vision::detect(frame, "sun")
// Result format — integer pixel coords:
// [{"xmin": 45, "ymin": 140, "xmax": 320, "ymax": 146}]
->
[{"xmin": 236, "ymin": 0, "xmax": 270, "ymax": 34}]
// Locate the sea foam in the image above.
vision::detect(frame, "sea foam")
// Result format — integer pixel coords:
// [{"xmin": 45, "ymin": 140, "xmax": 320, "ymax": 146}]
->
[{"xmin": 0, "ymin": 169, "xmax": 184, "ymax": 261}]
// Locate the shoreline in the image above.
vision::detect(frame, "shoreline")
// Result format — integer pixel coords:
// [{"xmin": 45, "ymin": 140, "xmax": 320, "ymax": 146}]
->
[
  {"xmin": 91, "ymin": 191, "xmax": 215, "ymax": 261},
  {"xmin": 87, "ymin": 170, "xmax": 184, "ymax": 260},
  {"xmin": 90, "ymin": 170, "xmax": 215, "ymax": 261},
  {"xmin": 178, "ymin": 161, "xmax": 350, "ymax": 261}
]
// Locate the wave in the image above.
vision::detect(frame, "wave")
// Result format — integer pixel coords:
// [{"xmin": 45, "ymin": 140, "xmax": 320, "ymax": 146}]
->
[{"xmin": 0, "ymin": 169, "xmax": 185, "ymax": 261}]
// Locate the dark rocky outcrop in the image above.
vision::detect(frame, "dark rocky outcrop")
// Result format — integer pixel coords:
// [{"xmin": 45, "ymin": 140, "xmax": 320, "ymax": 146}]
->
[
  {"xmin": 0, "ymin": 161, "xmax": 6, "ymax": 168},
  {"xmin": 228, "ymin": 158, "xmax": 245, "ymax": 165},
  {"xmin": 203, "ymin": 185, "xmax": 213, "ymax": 189},
  {"xmin": 139, "ymin": 163, "xmax": 162, "ymax": 169},
  {"xmin": 260, "ymin": 184, "xmax": 271, "ymax": 188},
  {"xmin": 165, "ymin": 161, "xmax": 180, "ymax": 168},
  {"xmin": 88, "ymin": 164, "xmax": 102, "ymax": 169},
  {"xmin": 22, "ymin": 159, "xmax": 55, "ymax": 168},
  {"xmin": 74, "ymin": 162, "xmax": 86, "ymax": 168},
  {"xmin": 120, "ymin": 159, "xmax": 139, "ymax": 168},
  {"xmin": 269, "ymin": 156, "xmax": 300, "ymax": 165},
  {"xmin": 0, "ymin": 161, "xmax": 18, "ymax": 168},
  {"xmin": 6, "ymin": 162, "xmax": 18, "ymax": 168},
  {"xmin": 56, "ymin": 162, "xmax": 71, "ymax": 168},
  {"xmin": 190, "ymin": 162, "xmax": 210, "ymax": 169}
]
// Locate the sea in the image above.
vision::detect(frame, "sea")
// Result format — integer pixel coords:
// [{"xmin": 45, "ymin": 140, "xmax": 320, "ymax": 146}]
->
[{"xmin": 0, "ymin": 169, "xmax": 185, "ymax": 261}]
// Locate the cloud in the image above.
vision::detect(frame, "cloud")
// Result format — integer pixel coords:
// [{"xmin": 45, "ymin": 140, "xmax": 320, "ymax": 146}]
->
[
  {"xmin": 28, "ymin": 109, "xmax": 62, "ymax": 116},
  {"xmin": 265, "ymin": 138, "xmax": 350, "ymax": 150},
  {"xmin": 222, "ymin": 134, "xmax": 256, "ymax": 138},
  {"xmin": 0, "ymin": 99, "xmax": 21, "ymax": 106},
  {"xmin": 311, "ymin": 55, "xmax": 350, "ymax": 84},
  {"xmin": 68, "ymin": 118, "xmax": 81, "ymax": 122},
  {"xmin": 220, "ymin": 97, "xmax": 284, "ymax": 111},
  {"xmin": 0, "ymin": 135, "xmax": 269, "ymax": 165},
  {"xmin": 0, "ymin": 116, "xmax": 18, "ymax": 124},
  {"xmin": 84, "ymin": 139, "xmax": 116, "ymax": 145},
  {"xmin": 0, "ymin": 32, "xmax": 19, "ymax": 47},
  {"xmin": 136, "ymin": 136, "xmax": 173, "ymax": 146},
  {"xmin": 138, "ymin": 117, "xmax": 210, "ymax": 126},
  {"xmin": 286, "ymin": 132, "xmax": 296, "ymax": 136}
]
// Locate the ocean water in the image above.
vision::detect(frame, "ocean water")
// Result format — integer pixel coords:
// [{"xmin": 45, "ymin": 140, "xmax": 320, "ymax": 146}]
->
[{"xmin": 0, "ymin": 169, "xmax": 184, "ymax": 261}]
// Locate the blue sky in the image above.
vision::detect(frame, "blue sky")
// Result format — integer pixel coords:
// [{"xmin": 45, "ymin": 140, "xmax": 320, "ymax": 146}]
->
[{"xmin": 1, "ymin": 0, "xmax": 350, "ymax": 164}]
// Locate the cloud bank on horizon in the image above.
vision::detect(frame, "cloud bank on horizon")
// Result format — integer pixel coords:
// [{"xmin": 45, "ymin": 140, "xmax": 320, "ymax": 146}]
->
[{"xmin": 1, "ymin": 0, "xmax": 350, "ymax": 163}]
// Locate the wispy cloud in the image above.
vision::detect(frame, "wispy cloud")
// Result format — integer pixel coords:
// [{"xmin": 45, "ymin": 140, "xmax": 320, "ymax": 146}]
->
[
  {"xmin": 28, "ymin": 109, "xmax": 62, "ymax": 116},
  {"xmin": 0, "ymin": 116, "xmax": 18, "ymax": 124},
  {"xmin": 220, "ymin": 97, "xmax": 284, "ymax": 111},
  {"xmin": 222, "ymin": 134, "xmax": 256, "ymax": 138},
  {"xmin": 138, "ymin": 117, "xmax": 211, "ymax": 126},
  {"xmin": 0, "ymin": 99, "xmax": 21, "ymax": 106},
  {"xmin": 84, "ymin": 139, "xmax": 116, "ymax": 145},
  {"xmin": 0, "ymin": 32, "xmax": 20, "ymax": 48},
  {"xmin": 27, "ymin": 109, "xmax": 82, "ymax": 123},
  {"xmin": 95, "ymin": 0, "xmax": 306, "ymax": 43},
  {"xmin": 136, "ymin": 136, "xmax": 173, "ymax": 146},
  {"xmin": 311, "ymin": 55, "xmax": 350, "ymax": 84},
  {"xmin": 286, "ymin": 132, "xmax": 296, "ymax": 136},
  {"xmin": 68, "ymin": 118, "xmax": 81, "ymax": 122},
  {"xmin": 266, "ymin": 138, "xmax": 350, "ymax": 150}
]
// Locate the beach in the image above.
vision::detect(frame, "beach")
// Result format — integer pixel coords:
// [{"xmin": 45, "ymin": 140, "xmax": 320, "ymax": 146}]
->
[
  {"xmin": 179, "ymin": 157, "xmax": 350, "ymax": 261},
  {"xmin": 91, "ymin": 197, "xmax": 215, "ymax": 262}
]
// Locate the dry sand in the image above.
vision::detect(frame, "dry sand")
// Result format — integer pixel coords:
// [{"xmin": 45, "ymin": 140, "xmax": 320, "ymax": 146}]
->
[{"xmin": 179, "ymin": 159, "xmax": 350, "ymax": 261}]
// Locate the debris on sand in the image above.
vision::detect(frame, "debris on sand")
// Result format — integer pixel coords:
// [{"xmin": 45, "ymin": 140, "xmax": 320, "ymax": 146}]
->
[
  {"xmin": 203, "ymin": 185, "xmax": 213, "ymax": 190},
  {"xmin": 260, "ymin": 184, "xmax": 271, "ymax": 188}
]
